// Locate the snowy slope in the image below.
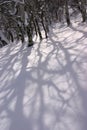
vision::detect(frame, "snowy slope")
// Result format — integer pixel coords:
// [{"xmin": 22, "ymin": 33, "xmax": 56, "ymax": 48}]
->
[{"xmin": 0, "ymin": 21, "xmax": 87, "ymax": 130}]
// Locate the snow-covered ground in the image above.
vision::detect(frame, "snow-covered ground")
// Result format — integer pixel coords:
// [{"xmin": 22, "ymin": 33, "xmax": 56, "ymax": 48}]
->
[{"xmin": 0, "ymin": 21, "xmax": 87, "ymax": 130}]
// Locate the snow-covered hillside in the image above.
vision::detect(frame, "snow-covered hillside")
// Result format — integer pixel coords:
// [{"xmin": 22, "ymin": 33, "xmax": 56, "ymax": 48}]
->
[{"xmin": 0, "ymin": 21, "xmax": 87, "ymax": 130}]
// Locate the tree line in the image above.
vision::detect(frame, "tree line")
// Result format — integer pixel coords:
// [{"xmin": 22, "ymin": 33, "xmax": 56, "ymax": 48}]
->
[{"xmin": 0, "ymin": 0, "xmax": 87, "ymax": 47}]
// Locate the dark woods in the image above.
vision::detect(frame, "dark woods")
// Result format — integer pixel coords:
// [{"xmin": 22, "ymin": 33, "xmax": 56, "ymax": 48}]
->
[{"xmin": 0, "ymin": 0, "xmax": 87, "ymax": 47}]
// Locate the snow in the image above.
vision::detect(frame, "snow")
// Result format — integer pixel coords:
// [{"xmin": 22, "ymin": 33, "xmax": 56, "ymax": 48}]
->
[{"xmin": 0, "ymin": 21, "xmax": 87, "ymax": 130}]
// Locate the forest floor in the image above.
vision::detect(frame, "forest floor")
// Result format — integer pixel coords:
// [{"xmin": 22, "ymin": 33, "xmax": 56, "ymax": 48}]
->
[{"xmin": 0, "ymin": 19, "xmax": 87, "ymax": 130}]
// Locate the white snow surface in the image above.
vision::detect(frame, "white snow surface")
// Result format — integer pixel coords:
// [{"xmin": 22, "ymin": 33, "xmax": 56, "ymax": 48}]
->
[{"xmin": 0, "ymin": 21, "xmax": 87, "ymax": 130}]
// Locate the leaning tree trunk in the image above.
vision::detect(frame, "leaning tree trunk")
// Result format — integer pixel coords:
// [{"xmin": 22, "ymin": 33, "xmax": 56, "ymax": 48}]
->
[{"xmin": 35, "ymin": 18, "xmax": 42, "ymax": 40}]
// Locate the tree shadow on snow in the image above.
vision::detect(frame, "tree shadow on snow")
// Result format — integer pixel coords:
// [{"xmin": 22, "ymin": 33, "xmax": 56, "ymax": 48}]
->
[{"xmin": 0, "ymin": 24, "xmax": 87, "ymax": 130}]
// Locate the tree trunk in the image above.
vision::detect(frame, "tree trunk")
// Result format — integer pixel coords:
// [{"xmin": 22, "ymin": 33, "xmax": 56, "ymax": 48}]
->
[
  {"xmin": 80, "ymin": 0, "xmax": 86, "ymax": 22},
  {"xmin": 65, "ymin": 0, "xmax": 71, "ymax": 26}
]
